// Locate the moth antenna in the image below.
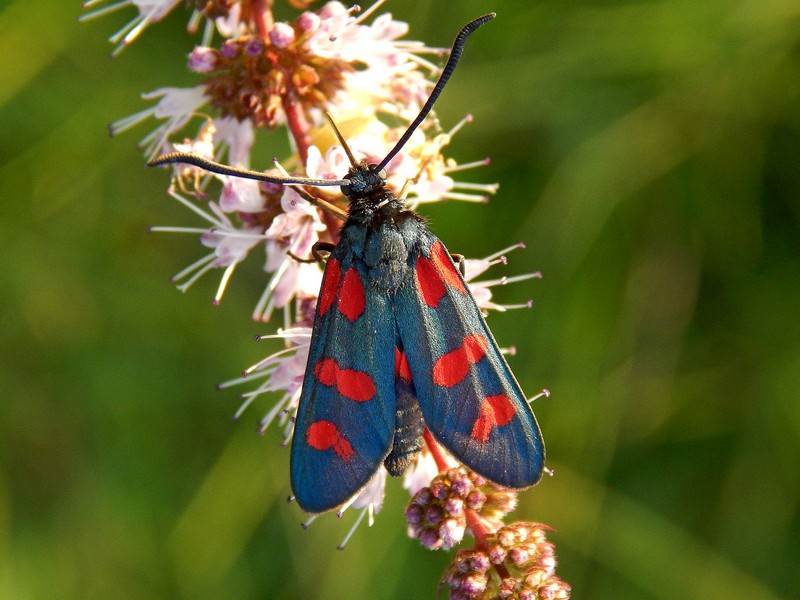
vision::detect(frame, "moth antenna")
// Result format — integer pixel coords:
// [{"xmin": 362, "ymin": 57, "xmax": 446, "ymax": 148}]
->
[
  {"xmin": 375, "ymin": 12, "xmax": 495, "ymax": 173},
  {"xmin": 148, "ymin": 152, "xmax": 350, "ymax": 187},
  {"xmin": 271, "ymin": 157, "xmax": 349, "ymax": 221},
  {"xmin": 324, "ymin": 112, "xmax": 359, "ymax": 167}
]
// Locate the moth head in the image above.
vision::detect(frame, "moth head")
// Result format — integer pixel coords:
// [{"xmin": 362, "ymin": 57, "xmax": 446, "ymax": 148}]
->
[{"xmin": 340, "ymin": 163, "xmax": 387, "ymax": 201}]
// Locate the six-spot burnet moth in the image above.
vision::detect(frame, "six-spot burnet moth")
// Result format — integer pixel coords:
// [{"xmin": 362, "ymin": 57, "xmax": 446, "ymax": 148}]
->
[{"xmin": 149, "ymin": 13, "xmax": 545, "ymax": 514}]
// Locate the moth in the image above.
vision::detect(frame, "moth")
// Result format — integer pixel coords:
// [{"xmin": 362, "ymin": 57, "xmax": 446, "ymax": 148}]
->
[{"xmin": 151, "ymin": 13, "xmax": 545, "ymax": 513}]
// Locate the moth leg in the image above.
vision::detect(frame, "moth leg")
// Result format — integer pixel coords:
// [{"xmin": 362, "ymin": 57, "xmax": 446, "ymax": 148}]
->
[
  {"xmin": 287, "ymin": 251, "xmax": 317, "ymax": 264},
  {"xmin": 450, "ymin": 252, "xmax": 466, "ymax": 276},
  {"xmin": 288, "ymin": 185, "xmax": 347, "ymax": 222},
  {"xmin": 311, "ymin": 241, "xmax": 336, "ymax": 263}
]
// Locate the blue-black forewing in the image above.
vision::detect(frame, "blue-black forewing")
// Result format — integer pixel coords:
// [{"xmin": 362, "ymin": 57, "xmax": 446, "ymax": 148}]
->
[
  {"xmin": 290, "ymin": 244, "xmax": 396, "ymax": 513},
  {"xmin": 395, "ymin": 220, "xmax": 545, "ymax": 488}
]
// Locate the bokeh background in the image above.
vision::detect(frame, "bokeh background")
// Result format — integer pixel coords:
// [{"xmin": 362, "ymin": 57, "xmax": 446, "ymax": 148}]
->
[{"xmin": 2, "ymin": 0, "xmax": 799, "ymax": 598}]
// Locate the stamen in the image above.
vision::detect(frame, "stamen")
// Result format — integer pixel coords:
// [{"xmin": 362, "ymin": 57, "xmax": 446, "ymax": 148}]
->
[
  {"xmin": 452, "ymin": 181, "xmax": 500, "ymax": 194},
  {"xmin": 186, "ymin": 9, "xmax": 201, "ymax": 34},
  {"xmin": 441, "ymin": 191, "xmax": 489, "ymax": 202},
  {"xmin": 337, "ymin": 490, "xmax": 361, "ymax": 518},
  {"xmin": 529, "ymin": 389, "xmax": 551, "ymax": 404},
  {"xmin": 113, "ymin": 3, "xmax": 167, "ymax": 55},
  {"xmin": 108, "ymin": 106, "xmax": 155, "ymax": 136},
  {"xmin": 405, "ymin": 53, "xmax": 442, "ymax": 74},
  {"xmin": 393, "ymin": 42, "xmax": 444, "ymax": 55},
  {"xmin": 172, "ymin": 260, "xmax": 216, "ymax": 292},
  {"xmin": 167, "ymin": 189, "xmax": 225, "ymax": 228},
  {"xmin": 478, "ymin": 272, "xmax": 542, "ymax": 287},
  {"xmin": 108, "ymin": 13, "xmax": 140, "ymax": 44},
  {"xmin": 282, "ymin": 415, "xmax": 297, "ymax": 446},
  {"xmin": 338, "ymin": 507, "xmax": 369, "ymax": 550},
  {"xmin": 243, "ymin": 345, "xmax": 300, "ymax": 377},
  {"xmin": 148, "ymin": 226, "xmax": 209, "ymax": 234},
  {"xmin": 212, "ymin": 262, "xmax": 237, "ymax": 305},
  {"xmin": 254, "ymin": 330, "xmax": 312, "ymax": 342},
  {"xmin": 251, "ymin": 259, "xmax": 290, "ymax": 321},
  {"xmin": 231, "ymin": 386, "xmax": 268, "ymax": 421},
  {"xmin": 446, "ymin": 113, "xmax": 473, "ymax": 138},
  {"xmin": 79, "ymin": 0, "xmax": 129, "ymax": 22},
  {"xmin": 354, "ymin": 0, "xmax": 387, "ymax": 23},
  {"xmin": 219, "ymin": 366, "xmax": 276, "ymax": 390},
  {"xmin": 258, "ymin": 395, "xmax": 293, "ymax": 434},
  {"xmin": 141, "ymin": 118, "xmax": 191, "ymax": 159},
  {"xmin": 175, "ymin": 259, "xmax": 216, "ymax": 292},
  {"xmin": 443, "ymin": 157, "xmax": 491, "ymax": 173},
  {"xmin": 200, "ymin": 16, "xmax": 214, "ymax": 46},
  {"xmin": 302, "ymin": 514, "xmax": 319, "ymax": 529},
  {"xmin": 498, "ymin": 300, "xmax": 534, "ymax": 311},
  {"xmin": 481, "ymin": 242, "xmax": 526, "ymax": 263}
]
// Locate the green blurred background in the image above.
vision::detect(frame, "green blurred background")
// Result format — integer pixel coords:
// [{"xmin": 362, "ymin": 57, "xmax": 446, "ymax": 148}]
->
[{"xmin": 2, "ymin": 0, "xmax": 800, "ymax": 598}]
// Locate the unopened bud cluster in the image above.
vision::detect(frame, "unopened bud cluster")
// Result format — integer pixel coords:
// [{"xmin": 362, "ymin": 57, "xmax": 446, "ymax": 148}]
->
[
  {"xmin": 405, "ymin": 467, "xmax": 518, "ymax": 550},
  {"xmin": 198, "ymin": 22, "xmax": 352, "ymax": 127},
  {"xmin": 442, "ymin": 522, "xmax": 571, "ymax": 600}
]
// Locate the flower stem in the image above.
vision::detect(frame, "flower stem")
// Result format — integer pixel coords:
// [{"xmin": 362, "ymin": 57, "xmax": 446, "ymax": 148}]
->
[
  {"xmin": 423, "ymin": 429, "xmax": 450, "ymax": 472},
  {"xmin": 465, "ymin": 508, "xmax": 511, "ymax": 578},
  {"xmin": 250, "ymin": 0, "xmax": 274, "ymax": 39},
  {"xmin": 248, "ymin": 0, "xmax": 311, "ymax": 167},
  {"xmin": 283, "ymin": 94, "xmax": 312, "ymax": 166}
]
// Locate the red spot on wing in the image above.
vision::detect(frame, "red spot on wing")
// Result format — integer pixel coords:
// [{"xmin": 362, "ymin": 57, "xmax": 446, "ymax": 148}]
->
[
  {"xmin": 337, "ymin": 369, "xmax": 376, "ymax": 402},
  {"xmin": 318, "ymin": 258, "xmax": 341, "ymax": 317},
  {"xmin": 394, "ymin": 346, "xmax": 413, "ymax": 384},
  {"xmin": 314, "ymin": 357, "xmax": 338, "ymax": 386},
  {"xmin": 463, "ymin": 334, "xmax": 489, "ymax": 362},
  {"xmin": 431, "ymin": 241, "xmax": 466, "ymax": 293},
  {"xmin": 306, "ymin": 420, "xmax": 355, "ymax": 461},
  {"xmin": 471, "ymin": 394, "xmax": 517, "ymax": 443},
  {"xmin": 415, "ymin": 256, "xmax": 446, "ymax": 308},
  {"xmin": 432, "ymin": 334, "xmax": 489, "ymax": 387},
  {"xmin": 338, "ymin": 267, "xmax": 366, "ymax": 322},
  {"xmin": 313, "ymin": 358, "xmax": 376, "ymax": 402}
]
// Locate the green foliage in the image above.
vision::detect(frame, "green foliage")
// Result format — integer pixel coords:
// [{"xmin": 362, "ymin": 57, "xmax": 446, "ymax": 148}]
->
[{"xmin": 1, "ymin": 0, "xmax": 799, "ymax": 598}]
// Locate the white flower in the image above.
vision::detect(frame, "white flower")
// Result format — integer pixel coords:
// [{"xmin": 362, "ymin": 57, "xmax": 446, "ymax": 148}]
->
[
  {"xmin": 212, "ymin": 3, "xmax": 244, "ymax": 39},
  {"xmin": 305, "ymin": 144, "xmax": 352, "ymax": 181},
  {"xmin": 219, "ymin": 178, "xmax": 265, "ymax": 213},
  {"xmin": 403, "ymin": 449, "xmax": 440, "ymax": 496},
  {"xmin": 336, "ymin": 468, "xmax": 388, "ymax": 549},
  {"xmin": 109, "ymin": 86, "xmax": 208, "ymax": 159},
  {"xmin": 81, "ymin": 0, "xmax": 182, "ymax": 56},
  {"xmin": 200, "ymin": 203, "xmax": 263, "ymax": 266},
  {"xmin": 464, "ymin": 243, "xmax": 541, "ymax": 314},
  {"xmin": 306, "ymin": 2, "xmax": 434, "ymax": 122},
  {"xmin": 150, "ymin": 191, "xmax": 264, "ymax": 304},
  {"xmin": 223, "ymin": 325, "xmax": 313, "ymax": 439},
  {"xmin": 215, "ymin": 118, "xmax": 254, "ymax": 167},
  {"xmin": 252, "ymin": 189, "xmax": 326, "ymax": 321},
  {"xmin": 309, "ymin": 114, "xmax": 499, "ymax": 207},
  {"xmin": 402, "ymin": 115, "xmax": 500, "ymax": 206},
  {"xmin": 349, "ymin": 468, "xmax": 387, "ymax": 514}
]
